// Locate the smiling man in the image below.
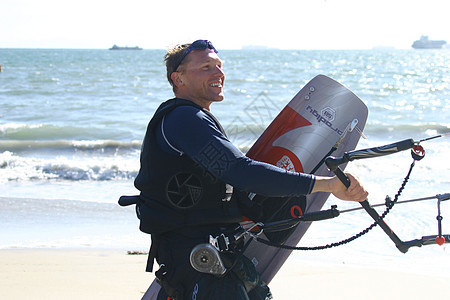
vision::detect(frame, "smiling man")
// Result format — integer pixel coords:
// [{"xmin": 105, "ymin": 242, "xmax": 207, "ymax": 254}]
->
[
  {"xmin": 169, "ymin": 40, "xmax": 225, "ymax": 109},
  {"xmin": 133, "ymin": 40, "xmax": 368, "ymax": 300}
]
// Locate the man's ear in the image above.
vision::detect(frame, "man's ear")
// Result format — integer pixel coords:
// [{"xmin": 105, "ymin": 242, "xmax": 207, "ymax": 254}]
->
[{"xmin": 171, "ymin": 72, "xmax": 183, "ymax": 87}]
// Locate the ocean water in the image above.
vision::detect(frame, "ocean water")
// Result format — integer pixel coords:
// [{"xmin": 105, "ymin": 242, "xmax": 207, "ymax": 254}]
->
[{"xmin": 1, "ymin": 48, "xmax": 449, "ymax": 273}]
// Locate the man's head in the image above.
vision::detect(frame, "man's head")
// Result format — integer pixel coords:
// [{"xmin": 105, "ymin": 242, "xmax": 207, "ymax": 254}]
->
[{"xmin": 164, "ymin": 40, "xmax": 225, "ymax": 110}]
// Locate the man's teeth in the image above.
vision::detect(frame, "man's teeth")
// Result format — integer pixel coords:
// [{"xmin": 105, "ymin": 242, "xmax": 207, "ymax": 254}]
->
[{"xmin": 210, "ymin": 83, "xmax": 221, "ymax": 87}]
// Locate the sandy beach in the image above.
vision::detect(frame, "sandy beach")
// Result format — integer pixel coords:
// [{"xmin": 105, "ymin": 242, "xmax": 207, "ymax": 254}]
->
[
  {"xmin": 0, "ymin": 249, "xmax": 152, "ymax": 300},
  {"xmin": 1, "ymin": 248, "xmax": 449, "ymax": 300}
]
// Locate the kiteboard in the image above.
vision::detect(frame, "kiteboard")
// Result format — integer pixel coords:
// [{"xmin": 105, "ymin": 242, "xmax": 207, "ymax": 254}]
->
[
  {"xmin": 141, "ymin": 74, "xmax": 368, "ymax": 299},
  {"xmin": 242, "ymin": 74, "xmax": 368, "ymax": 283}
]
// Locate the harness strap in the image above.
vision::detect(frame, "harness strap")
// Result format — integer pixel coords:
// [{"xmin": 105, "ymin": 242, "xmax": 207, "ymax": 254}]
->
[{"xmin": 146, "ymin": 234, "xmax": 160, "ymax": 272}]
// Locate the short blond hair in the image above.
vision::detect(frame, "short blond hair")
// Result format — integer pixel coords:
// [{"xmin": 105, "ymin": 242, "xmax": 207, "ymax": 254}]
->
[{"xmin": 164, "ymin": 43, "xmax": 190, "ymax": 92}]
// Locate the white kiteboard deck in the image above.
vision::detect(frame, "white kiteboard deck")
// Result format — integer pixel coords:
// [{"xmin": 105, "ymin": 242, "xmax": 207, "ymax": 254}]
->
[
  {"xmin": 141, "ymin": 75, "xmax": 368, "ymax": 299},
  {"xmin": 242, "ymin": 74, "xmax": 368, "ymax": 283}
]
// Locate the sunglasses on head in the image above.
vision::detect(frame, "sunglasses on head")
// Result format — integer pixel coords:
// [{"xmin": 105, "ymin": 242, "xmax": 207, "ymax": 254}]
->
[{"xmin": 174, "ymin": 40, "xmax": 218, "ymax": 71}]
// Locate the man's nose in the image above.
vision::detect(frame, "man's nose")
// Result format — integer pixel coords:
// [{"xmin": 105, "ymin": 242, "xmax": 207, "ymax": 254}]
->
[{"xmin": 215, "ymin": 65, "xmax": 225, "ymax": 76}]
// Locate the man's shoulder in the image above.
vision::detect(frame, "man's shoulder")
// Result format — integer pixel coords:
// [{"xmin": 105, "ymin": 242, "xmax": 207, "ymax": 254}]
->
[
  {"xmin": 166, "ymin": 105, "xmax": 210, "ymax": 124},
  {"xmin": 171, "ymin": 104, "xmax": 202, "ymax": 114},
  {"xmin": 150, "ymin": 98, "xmax": 203, "ymax": 127}
]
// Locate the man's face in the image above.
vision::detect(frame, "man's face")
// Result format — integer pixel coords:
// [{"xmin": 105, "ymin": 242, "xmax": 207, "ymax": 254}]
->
[{"xmin": 176, "ymin": 49, "xmax": 225, "ymax": 109}]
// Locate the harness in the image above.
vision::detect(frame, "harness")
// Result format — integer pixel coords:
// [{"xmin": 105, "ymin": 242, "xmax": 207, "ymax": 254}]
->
[{"xmin": 120, "ymin": 98, "xmax": 244, "ymax": 272}]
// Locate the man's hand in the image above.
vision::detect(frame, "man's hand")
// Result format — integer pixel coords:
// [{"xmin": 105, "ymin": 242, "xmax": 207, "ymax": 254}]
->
[{"xmin": 311, "ymin": 172, "xmax": 368, "ymax": 202}]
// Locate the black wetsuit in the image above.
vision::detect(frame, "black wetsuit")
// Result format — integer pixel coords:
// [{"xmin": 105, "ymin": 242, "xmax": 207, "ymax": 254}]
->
[{"xmin": 134, "ymin": 98, "xmax": 315, "ymax": 299}]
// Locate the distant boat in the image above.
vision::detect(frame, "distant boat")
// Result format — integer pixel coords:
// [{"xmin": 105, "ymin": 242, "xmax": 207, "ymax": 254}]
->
[
  {"xmin": 412, "ymin": 36, "xmax": 446, "ymax": 49},
  {"xmin": 109, "ymin": 45, "xmax": 142, "ymax": 50}
]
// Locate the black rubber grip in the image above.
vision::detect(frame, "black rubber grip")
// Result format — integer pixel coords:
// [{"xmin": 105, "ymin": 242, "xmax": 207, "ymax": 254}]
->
[
  {"xmin": 300, "ymin": 208, "xmax": 340, "ymax": 222},
  {"xmin": 118, "ymin": 195, "xmax": 140, "ymax": 206}
]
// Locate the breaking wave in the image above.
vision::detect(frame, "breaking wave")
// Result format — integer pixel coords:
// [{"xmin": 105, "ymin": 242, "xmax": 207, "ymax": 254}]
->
[{"xmin": 0, "ymin": 151, "xmax": 139, "ymax": 182}]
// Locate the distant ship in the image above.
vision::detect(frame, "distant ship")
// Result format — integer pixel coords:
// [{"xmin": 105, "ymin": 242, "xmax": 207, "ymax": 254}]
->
[
  {"xmin": 412, "ymin": 36, "xmax": 446, "ymax": 49},
  {"xmin": 109, "ymin": 45, "xmax": 142, "ymax": 50}
]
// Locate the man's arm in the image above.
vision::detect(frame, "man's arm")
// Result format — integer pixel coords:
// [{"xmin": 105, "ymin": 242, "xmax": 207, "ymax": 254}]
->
[{"xmin": 160, "ymin": 106, "xmax": 315, "ymax": 197}]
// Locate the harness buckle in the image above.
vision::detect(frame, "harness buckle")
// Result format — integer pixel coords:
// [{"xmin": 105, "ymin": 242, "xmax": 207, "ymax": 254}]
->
[{"xmin": 210, "ymin": 233, "xmax": 230, "ymax": 252}]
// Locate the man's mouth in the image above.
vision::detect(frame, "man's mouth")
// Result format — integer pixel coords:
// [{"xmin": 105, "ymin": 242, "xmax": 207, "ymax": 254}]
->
[{"xmin": 210, "ymin": 82, "xmax": 222, "ymax": 88}]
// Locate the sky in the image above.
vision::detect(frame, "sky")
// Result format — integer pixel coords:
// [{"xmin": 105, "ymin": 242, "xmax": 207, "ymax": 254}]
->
[{"xmin": 1, "ymin": 0, "xmax": 449, "ymax": 50}]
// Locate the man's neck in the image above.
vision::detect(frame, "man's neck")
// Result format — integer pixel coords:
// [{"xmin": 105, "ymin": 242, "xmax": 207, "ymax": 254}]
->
[{"xmin": 174, "ymin": 93, "xmax": 212, "ymax": 111}]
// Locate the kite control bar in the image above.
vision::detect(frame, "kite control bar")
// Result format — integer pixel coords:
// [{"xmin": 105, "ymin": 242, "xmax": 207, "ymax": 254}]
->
[
  {"xmin": 324, "ymin": 138, "xmax": 415, "ymax": 171},
  {"xmin": 325, "ymin": 138, "xmax": 448, "ymax": 253},
  {"xmin": 240, "ymin": 136, "xmax": 449, "ymax": 253}
]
